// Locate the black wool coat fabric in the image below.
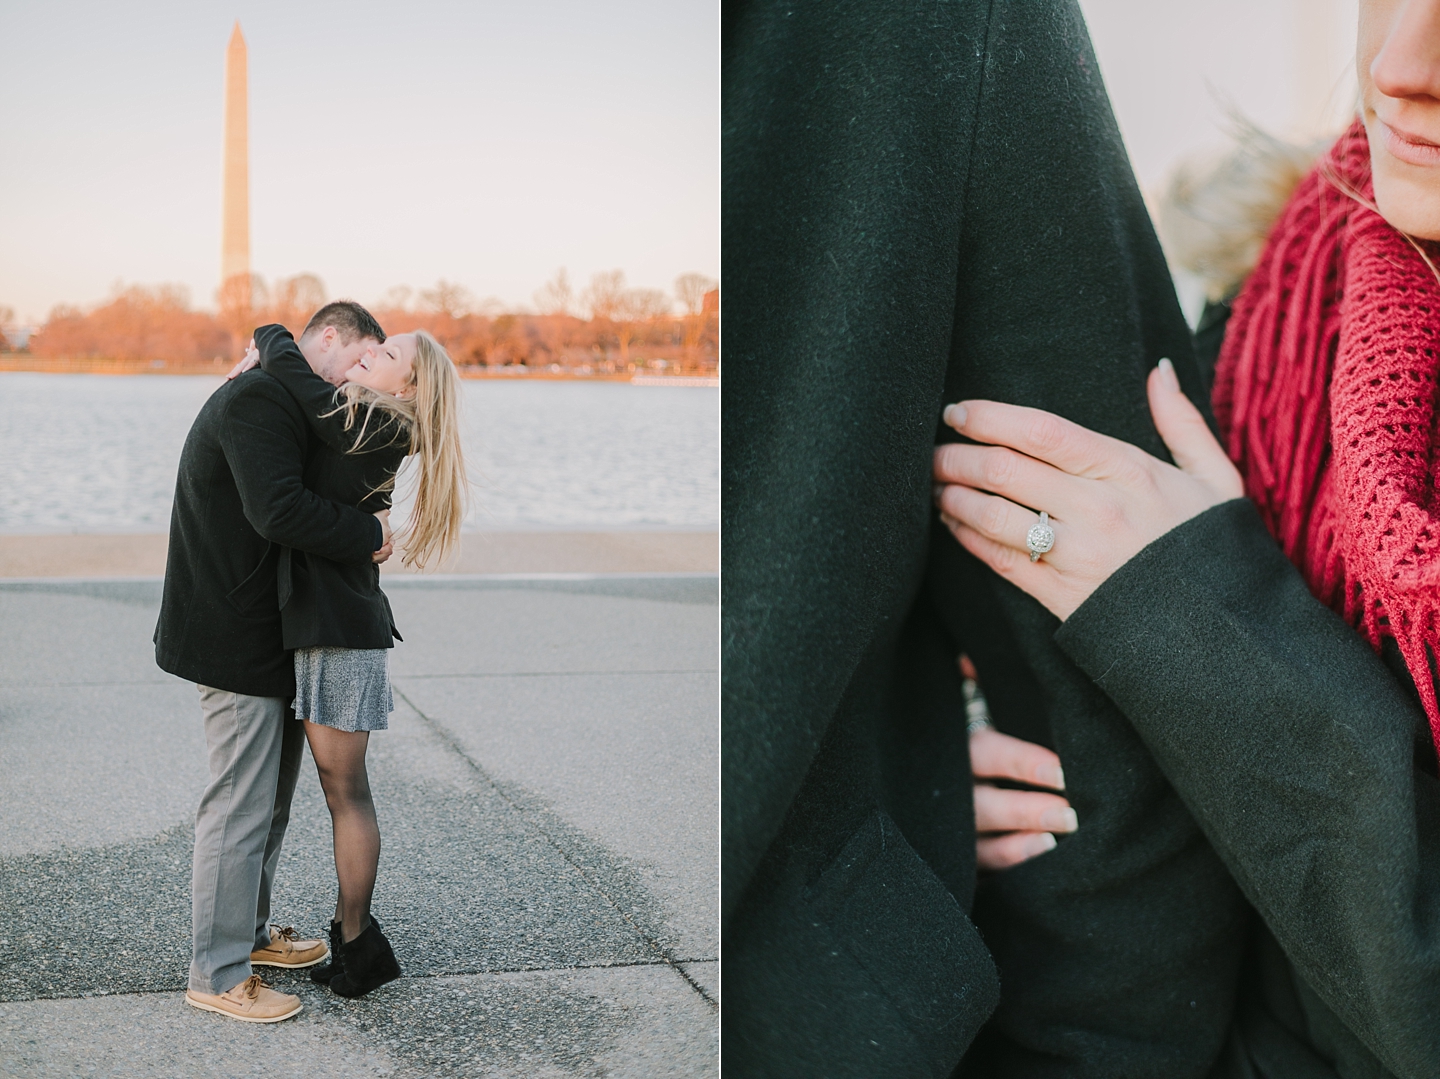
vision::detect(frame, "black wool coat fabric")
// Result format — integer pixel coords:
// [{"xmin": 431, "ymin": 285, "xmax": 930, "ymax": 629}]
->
[
  {"xmin": 253, "ymin": 325, "xmax": 406, "ymax": 652},
  {"xmin": 725, "ymin": 1, "xmax": 1247, "ymax": 1076},
  {"xmin": 154, "ymin": 369, "xmax": 383, "ymax": 698}
]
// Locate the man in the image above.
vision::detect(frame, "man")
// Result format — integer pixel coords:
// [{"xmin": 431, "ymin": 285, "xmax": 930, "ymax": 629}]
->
[
  {"xmin": 724, "ymin": 2, "xmax": 1246, "ymax": 1075},
  {"xmin": 156, "ymin": 300, "xmax": 391, "ymax": 1023}
]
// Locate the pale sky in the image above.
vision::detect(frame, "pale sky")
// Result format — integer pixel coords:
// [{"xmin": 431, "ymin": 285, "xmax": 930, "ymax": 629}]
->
[
  {"xmin": 0, "ymin": 0, "xmax": 718, "ymax": 325},
  {"xmin": 3, "ymin": 1, "xmax": 1360, "ymax": 328},
  {"xmin": 1079, "ymin": 0, "xmax": 1359, "ymax": 196},
  {"xmin": 1078, "ymin": 0, "xmax": 1359, "ymax": 316}
]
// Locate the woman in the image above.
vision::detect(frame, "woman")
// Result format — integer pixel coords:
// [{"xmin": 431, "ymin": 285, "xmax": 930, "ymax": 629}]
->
[
  {"xmin": 936, "ymin": 3, "xmax": 1440, "ymax": 1074},
  {"xmin": 239, "ymin": 320, "xmax": 466, "ymax": 998}
]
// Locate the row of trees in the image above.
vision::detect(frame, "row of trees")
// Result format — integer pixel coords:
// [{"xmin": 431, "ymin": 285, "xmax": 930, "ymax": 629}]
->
[
  {"xmin": 31, "ymin": 287, "xmax": 231, "ymax": 365},
  {"xmin": 9, "ymin": 269, "xmax": 719, "ymax": 372}
]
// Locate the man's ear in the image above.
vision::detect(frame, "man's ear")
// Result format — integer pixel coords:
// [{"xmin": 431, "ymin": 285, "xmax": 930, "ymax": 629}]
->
[{"xmin": 319, "ymin": 325, "xmax": 337, "ymax": 351}]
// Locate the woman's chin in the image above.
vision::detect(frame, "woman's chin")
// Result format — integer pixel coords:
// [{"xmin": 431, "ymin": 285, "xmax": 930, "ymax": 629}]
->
[{"xmin": 1372, "ymin": 165, "xmax": 1440, "ymax": 240}]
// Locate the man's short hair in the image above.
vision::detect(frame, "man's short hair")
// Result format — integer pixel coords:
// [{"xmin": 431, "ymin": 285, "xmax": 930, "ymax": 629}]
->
[{"xmin": 300, "ymin": 300, "xmax": 386, "ymax": 344}]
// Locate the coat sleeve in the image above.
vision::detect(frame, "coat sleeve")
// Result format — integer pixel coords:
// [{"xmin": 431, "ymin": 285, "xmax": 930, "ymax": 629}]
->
[
  {"xmin": 218, "ymin": 376, "xmax": 382, "ymax": 564},
  {"xmin": 1053, "ymin": 498, "xmax": 1440, "ymax": 1078},
  {"xmin": 728, "ymin": 0, "xmax": 1262, "ymax": 1071},
  {"xmin": 923, "ymin": 3, "xmax": 1254, "ymax": 1075},
  {"xmin": 722, "ymin": 0, "xmax": 1005, "ymax": 1070}
]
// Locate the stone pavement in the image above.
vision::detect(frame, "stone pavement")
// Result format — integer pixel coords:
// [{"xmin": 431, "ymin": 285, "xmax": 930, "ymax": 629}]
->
[
  {"xmin": 0, "ymin": 532, "xmax": 718, "ymax": 579},
  {"xmin": 0, "ymin": 574, "xmax": 717, "ymax": 1078}
]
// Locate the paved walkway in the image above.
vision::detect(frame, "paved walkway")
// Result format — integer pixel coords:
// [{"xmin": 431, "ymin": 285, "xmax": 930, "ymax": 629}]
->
[
  {"xmin": 0, "ymin": 531, "xmax": 719, "ymax": 578},
  {"xmin": 0, "ymin": 574, "xmax": 717, "ymax": 1078}
]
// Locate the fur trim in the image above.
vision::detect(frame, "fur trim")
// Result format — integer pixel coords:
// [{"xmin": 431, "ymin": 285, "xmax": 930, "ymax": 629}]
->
[{"xmin": 1159, "ymin": 121, "xmax": 1331, "ymax": 301}]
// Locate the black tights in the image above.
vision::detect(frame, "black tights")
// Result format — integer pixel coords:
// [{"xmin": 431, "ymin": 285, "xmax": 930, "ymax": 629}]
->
[{"xmin": 304, "ymin": 720, "xmax": 379, "ymax": 945}]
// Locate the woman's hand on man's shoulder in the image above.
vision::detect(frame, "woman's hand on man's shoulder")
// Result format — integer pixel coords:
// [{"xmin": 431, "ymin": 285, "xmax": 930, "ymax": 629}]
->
[{"xmin": 226, "ymin": 338, "xmax": 261, "ymax": 381}]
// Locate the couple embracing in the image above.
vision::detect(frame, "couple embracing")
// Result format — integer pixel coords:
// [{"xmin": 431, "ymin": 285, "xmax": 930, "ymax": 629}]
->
[{"xmin": 154, "ymin": 301, "xmax": 466, "ymax": 1022}]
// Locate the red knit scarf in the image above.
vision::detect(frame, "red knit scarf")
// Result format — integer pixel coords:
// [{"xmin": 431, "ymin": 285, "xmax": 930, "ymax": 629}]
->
[{"xmin": 1214, "ymin": 120, "xmax": 1440, "ymax": 748}]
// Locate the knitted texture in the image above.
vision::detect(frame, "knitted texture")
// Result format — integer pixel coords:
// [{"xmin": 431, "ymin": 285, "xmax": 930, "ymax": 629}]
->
[{"xmin": 1214, "ymin": 120, "xmax": 1440, "ymax": 748}]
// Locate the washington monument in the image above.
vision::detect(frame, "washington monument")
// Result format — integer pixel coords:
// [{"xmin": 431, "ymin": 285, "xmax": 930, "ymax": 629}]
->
[{"xmin": 221, "ymin": 22, "xmax": 250, "ymax": 306}]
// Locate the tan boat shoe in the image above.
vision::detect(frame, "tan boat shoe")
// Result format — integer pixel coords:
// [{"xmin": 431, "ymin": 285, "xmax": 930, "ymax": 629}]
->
[
  {"xmin": 185, "ymin": 974, "xmax": 302, "ymax": 1023},
  {"xmin": 250, "ymin": 925, "xmax": 329, "ymax": 969}
]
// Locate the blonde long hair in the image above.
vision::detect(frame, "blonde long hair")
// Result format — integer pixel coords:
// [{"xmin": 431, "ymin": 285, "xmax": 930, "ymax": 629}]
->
[{"xmin": 332, "ymin": 330, "xmax": 468, "ymax": 570}]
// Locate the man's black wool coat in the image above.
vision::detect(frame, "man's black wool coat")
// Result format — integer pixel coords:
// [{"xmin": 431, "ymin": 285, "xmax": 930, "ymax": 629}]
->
[
  {"xmin": 154, "ymin": 368, "xmax": 382, "ymax": 698},
  {"xmin": 724, "ymin": 1, "xmax": 1246, "ymax": 1075}
]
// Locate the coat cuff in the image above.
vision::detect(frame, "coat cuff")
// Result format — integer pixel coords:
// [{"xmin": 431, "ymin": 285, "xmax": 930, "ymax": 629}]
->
[{"xmin": 1055, "ymin": 499, "xmax": 1286, "ymax": 678}]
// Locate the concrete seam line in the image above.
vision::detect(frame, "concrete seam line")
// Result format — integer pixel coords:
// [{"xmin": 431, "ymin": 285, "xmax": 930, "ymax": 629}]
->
[
  {"xmin": 0, "ymin": 669, "xmax": 719, "ymax": 689},
  {"xmin": 393, "ymin": 685, "xmax": 719, "ymax": 1012},
  {"xmin": 385, "ymin": 572, "xmax": 718, "ymax": 583},
  {"xmin": 1, "ymin": 957, "xmax": 720, "ymax": 1004},
  {"xmin": 393, "ymin": 669, "xmax": 718, "ymax": 681},
  {"xmin": 0, "ymin": 679, "xmax": 177, "ymax": 688},
  {"xmin": 0, "ymin": 572, "xmax": 718, "ymax": 586}
]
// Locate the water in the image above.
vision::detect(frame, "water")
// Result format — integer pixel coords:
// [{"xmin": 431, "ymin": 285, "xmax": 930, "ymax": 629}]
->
[{"xmin": 0, "ymin": 374, "xmax": 718, "ymax": 533}]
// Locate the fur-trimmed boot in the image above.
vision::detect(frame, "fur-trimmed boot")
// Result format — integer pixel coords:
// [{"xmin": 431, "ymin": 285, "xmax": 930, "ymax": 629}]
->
[
  {"xmin": 309, "ymin": 920, "xmax": 343, "ymax": 985},
  {"xmin": 328, "ymin": 917, "xmax": 401, "ymax": 998}
]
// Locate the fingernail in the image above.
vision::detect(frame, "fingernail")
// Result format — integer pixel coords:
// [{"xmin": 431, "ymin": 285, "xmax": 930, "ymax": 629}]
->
[
  {"xmin": 1029, "ymin": 833, "xmax": 1058, "ymax": 856},
  {"xmin": 1041, "ymin": 807, "xmax": 1079, "ymax": 833},
  {"xmin": 1037, "ymin": 764, "xmax": 1065, "ymax": 790},
  {"xmin": 931, "ymin": 482, "xmax": 944, "ymax": 506},
  {"xmin": 944, "ymin": 403, "xmax": 968, "ymax": 429},
  {"xmin": 1157, "ymin": 357, "xmax": 1180, "ymax": 391}
]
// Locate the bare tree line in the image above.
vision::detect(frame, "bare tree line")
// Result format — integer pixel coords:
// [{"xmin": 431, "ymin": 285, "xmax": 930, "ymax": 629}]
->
[{"xmin": 7, "ymin": 268, "xmax": 718, "ymax": 373}]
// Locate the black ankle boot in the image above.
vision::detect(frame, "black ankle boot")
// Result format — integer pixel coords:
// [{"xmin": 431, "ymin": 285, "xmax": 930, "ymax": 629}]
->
[
  {"xmin": 309, "ymin": 920, "xmax": 343, "ymax": 985},
  {"xmin": 329, "ymin": 917, "xmax": 401, "ymax": 998}
]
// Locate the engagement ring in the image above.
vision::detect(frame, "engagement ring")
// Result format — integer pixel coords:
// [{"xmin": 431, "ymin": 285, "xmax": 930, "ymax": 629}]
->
[
  {"xmin": 962, "ymin": 677, "xmax": 993, "ymax": 735},
  {"xmin": 1026, "ymin": 511, "xmax": 1055, "ymax": 563}
]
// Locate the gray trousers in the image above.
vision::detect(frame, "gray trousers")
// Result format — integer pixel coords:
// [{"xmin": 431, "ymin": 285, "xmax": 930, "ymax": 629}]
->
[{"xmin": 189, "ymin": 685, "xmax": 303, "ymax": 995}]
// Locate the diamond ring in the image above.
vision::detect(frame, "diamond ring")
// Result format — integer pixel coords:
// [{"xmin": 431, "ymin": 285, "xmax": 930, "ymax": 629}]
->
[{"xmin": 1026, "ymin": 511, "xmax": 1055, "ymax": 562}]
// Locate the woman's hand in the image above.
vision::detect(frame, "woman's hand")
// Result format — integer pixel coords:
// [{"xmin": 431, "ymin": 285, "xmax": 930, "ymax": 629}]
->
[
  {"xmin": 973, "ymin": 726, "xmax": 1075, "ymax": 868},
  {"xmin": 961, "ymin": 655, "xmax": 1075, "ymax": 870},
  {"xmin": 226, "ymin": 338, "xmax": 260, "ymax": 381},
  {"xmin": 372, "ymin": 509, "xmax": 393, "ymax": 564},
  {"xmin": 933, "ymin": 359, "xmax": 1243, "ymax": 620}
]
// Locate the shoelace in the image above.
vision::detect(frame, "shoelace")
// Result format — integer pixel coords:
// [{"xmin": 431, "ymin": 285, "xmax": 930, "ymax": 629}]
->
[
  {"xmin": 238, "ymin": 974, "xmax": 265, "ymax": 999},
  {"xmin": 272, "ymin": 926, "xmax": 298, "ymax": 944}
]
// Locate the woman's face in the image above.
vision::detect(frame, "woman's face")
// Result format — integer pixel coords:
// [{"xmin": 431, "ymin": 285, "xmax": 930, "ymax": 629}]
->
[
  {"xmin": 344, "ymin": 332, "xmax": 417, "ymax": 397},
  {"xmin": 1359, "ymin": 0, "xmax": 1440, "ymax": 238}
]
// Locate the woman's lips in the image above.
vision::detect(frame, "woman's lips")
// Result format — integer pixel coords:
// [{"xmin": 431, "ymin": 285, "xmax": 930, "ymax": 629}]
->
[{"xmin": 1378, "ymin": 118, "xmax": 1440, "ymax": 167}]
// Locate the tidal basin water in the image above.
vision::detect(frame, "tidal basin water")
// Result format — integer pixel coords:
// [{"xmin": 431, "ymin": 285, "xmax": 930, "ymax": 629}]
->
[{"xmin": 0, "ymin": 374, "xmax": 718, "ymax": 533}]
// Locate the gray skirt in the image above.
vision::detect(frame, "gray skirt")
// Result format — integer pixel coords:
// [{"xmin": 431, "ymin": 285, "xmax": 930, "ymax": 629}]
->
[{"xmin": 293, "ymin": 647, "xmax": 393, "ymax": 732}]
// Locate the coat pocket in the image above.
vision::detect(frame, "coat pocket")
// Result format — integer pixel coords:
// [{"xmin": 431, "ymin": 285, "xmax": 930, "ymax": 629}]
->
[
  {"xmin": 805, "ymin": 811, "xmax": 999, "ymax": 1076},
  {"xmin": 225, "ymin": 543, "xmax": 278, "ymax": 619}
]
